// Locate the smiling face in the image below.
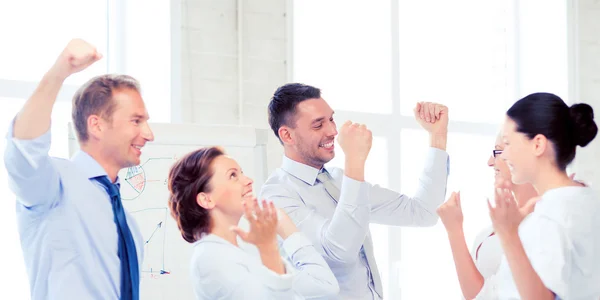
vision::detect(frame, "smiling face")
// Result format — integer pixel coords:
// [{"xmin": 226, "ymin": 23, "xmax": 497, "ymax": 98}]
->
[
  {"xmin": 488, "ymin": 133, "xmax": 512, "ymax": 182},
  {"xmin": 284, "ymin": 98, "xmax": 338, "ymax": 169},
  {"xmin": 97, "ymin": 88, "xmax": 154, "ymax": 168},
  {"xmin": 500, "ymin": 117, "xmax": 542, "ymax": 185},
  {"xmin": 203, "ymin": 155, "xmax": 255, "ymax": 218}
]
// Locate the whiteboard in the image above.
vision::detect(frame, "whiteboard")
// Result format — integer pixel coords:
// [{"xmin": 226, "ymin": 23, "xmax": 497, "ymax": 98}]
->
[{"xmin": 68, "ymin": 122, "xmax": 269, "ymax": 300}]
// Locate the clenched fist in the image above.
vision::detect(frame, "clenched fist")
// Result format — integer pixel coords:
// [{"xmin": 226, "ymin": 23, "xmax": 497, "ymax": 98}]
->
[
  {"xmin": 414, "ymin": 102, "xmax": 448, "ymax": 135},
  {"xmin": 50, "ymin": 39, "xmax": 102, "ymax": 80},
  {"xmin": 437, "ymin": 191, "xmax": 463, "ymax": 233},
  {"xmin": 337, "ymin": 120, "xmax": 372, "ymax": 163}
]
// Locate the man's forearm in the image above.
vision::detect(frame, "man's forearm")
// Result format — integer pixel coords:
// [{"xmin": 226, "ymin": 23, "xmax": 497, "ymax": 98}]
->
[
  {"xmin": 13, "ymin": 70, "xmax": 66, "ymax": 139},
  {"xmin": 344, "ymin": 159, "xmax": 365, "ymax": 182},
  {"xmin": 429, "ymin": 132, "xmax": 447, "ymax": 151}
]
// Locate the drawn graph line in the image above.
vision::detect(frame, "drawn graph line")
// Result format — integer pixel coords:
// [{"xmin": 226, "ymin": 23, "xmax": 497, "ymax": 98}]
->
[
  {"xmin": 141, "ymin": 157, "xmax": 173, "ymax": 167},
  {"xmin": 122, "ymin": 157, "xmax": 175, "ymax": 200},
  {"xmin": 131, "ymin": 207, "xmax": 171, "ymax": 275}
]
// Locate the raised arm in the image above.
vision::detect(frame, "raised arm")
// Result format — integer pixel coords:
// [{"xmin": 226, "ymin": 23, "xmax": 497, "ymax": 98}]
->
[
  {"xmin": 438, "ymin": 192, "xmax": 485, "ymax": 299},
  {"xmin": 14, "ymin": 39, "xmax": 101, "ymax": 139},
  {"xmin": 263, "ymin": 121, "xmax": 373, "ymax": 263},
  {"xmin": 4, "ymin": 39, "xmax": 101, "ymax": 208},
  {"xmin": 368, "ymin": 102, "xmax": 449, "ymax": 226}
]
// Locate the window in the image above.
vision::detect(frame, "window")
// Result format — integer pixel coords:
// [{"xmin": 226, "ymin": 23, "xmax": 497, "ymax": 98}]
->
[
  {"xmin": 293, "ymin": 0, "xmax": 569, "ymax": 298},
  {"xmin": 0, "ymin": 2, "xmax": 108, "ymax": 85},
  {"xmin": 397, "ymin": 0, "xmax": 514, "ymax": 123},
  {"xmin": 398, "ymin": 130, "xmax": 496, "ymax": 298},
  {"xmin": 293, "ymin": 0, "xmax": 392, "ymax": 114},
  {"xmin": 117, "ymin": 0, "xmax": 173, "ymax": 122}
]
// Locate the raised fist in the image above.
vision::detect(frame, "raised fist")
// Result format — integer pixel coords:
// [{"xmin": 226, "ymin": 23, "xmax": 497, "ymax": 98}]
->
[
  {"xmin": 51, "ymin": 39, "xmax": 102, "ymax": 79},
  {"xmin": 337, "ymin": 120, "xmax": 373, "ymax": 163},
  {"xmin": 414, "ymin": 102, "xmax": 448, "ymax": 135},
  {"xmin": 437, "ymin": 191, "xmax": 463, "ymax": 233}
]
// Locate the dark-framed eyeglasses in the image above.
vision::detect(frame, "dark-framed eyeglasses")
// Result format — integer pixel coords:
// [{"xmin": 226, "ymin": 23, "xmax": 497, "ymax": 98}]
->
[{"xmin": 493, "ymin": 150, "xmax": 503, "ymax": 158}]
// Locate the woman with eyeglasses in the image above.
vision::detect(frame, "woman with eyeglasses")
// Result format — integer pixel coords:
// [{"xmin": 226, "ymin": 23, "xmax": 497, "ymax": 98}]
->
[
  {"xmin": 436, "ymin": 133, "xmax": 538, "ymax": 299},
  {"xmin": 437, "ymin": 94, "xmax": 592, "ymax": 299},
  {"xmin": 167, "ymin": 147, "xmax": 339, "ymax": 299}
]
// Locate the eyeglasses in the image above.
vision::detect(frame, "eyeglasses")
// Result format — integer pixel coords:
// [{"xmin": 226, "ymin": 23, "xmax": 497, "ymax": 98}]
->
[{"xmin": 493, "ymin": 150, "xmax": 503, "ymax": 158}]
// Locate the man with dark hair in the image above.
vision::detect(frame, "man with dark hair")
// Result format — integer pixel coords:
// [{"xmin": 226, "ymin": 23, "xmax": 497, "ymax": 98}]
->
[
  {"xmin": 262, "ymin": 83, "xmax": 450, "ymax": 299},
  {"xmin": 4, "ymin": 39, "xmax": 154, "ymax": 300}
]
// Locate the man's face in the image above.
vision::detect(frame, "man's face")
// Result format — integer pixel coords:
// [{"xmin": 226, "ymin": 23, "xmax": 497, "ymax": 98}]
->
[
  {"xmin": 286, "ymin": 98, "xmax": 338, "ymax": 169},
  {"xmin": 99, "ymin": 88, "xmax": 154, "ymax": 168}
]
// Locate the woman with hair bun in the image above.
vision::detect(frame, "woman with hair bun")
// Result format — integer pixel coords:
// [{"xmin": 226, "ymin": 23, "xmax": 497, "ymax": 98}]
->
[
  {"xmin": 477, "ymin": 92, "xmax": 600, "ymax": 299},
  {"xmin": 167, "ymin": 147, "xmax": 338, "ymax": 299}
]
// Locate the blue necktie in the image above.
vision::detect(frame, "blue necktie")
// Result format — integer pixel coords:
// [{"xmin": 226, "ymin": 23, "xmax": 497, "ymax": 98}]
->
[{"xmin": 94, "ymin": 175, "xmax": 140, "ymax": 300}]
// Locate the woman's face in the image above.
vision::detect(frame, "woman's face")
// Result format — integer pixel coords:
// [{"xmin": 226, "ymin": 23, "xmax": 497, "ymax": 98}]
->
[
  {"xmin": 205, "ymin": 155, "xmax": 254, "ymax": 216},
  {"xmin": 488, "ymin": 134, "xmax": 512, "ymax": 182},
  {"xmin": 500, "ymin": 117, "xmax": 538, "ymax": 185}
]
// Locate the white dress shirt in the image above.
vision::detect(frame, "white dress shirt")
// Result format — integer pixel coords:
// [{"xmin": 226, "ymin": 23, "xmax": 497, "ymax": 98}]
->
[
  {"xmin": 260, "ymin": 148, "xmax": 449, "ymax": 299},
  {"xmin": 476, "ymin": 186, "xmax": 600, "ymax": 299},
  {"xmin": 191, "ymin": 232, "xmax": 339, "ymax": 299}
]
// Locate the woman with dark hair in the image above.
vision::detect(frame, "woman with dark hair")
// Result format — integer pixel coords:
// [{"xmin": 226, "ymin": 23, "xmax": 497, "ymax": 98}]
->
[
  {"xmin": 167, "ymin": 147, "xmax": 338, "ymax": 299},
  {"xmin": 477, "ymin": 93, "xmax": 600, "ymax": 299}
]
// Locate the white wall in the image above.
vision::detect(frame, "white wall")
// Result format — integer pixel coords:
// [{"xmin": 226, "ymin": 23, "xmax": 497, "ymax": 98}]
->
[
  {"xmin": 572, "ymin": 0, "xmax": 600, "ymax": 193},
  {"xmin": 179, "ymin": 0, "xmax": 289, "ymax": 173}
]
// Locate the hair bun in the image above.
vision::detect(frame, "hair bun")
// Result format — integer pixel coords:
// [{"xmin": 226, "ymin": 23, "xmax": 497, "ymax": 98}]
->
[{"xmin": 569, "ymin": 103, "xmax": 598, "ymax": 147}]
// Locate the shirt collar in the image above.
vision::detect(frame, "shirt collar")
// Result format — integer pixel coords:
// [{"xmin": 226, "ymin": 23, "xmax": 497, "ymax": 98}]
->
[
  {"xmin": 71, "ymin": 150, "xmax": 120, "ymax": 185},
  {"xmin": 281, "ymin": 155, "xmax": 330, "ymax": 186}
]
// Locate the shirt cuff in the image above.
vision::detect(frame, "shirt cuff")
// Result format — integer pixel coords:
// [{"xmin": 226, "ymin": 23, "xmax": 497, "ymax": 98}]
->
[
  {"xmin": 340, "ymin": 175, "xmax": 369, "ymax": 206},
  {"xmin": 281, "ymin": 232, "xmax": 313, "ymax": 258},
  {"xmin": 425, "ymin": 146, "xmax": 450, "ymax": 176},
  {"xmin": 256, "ymin": 258, "xmax": 294, "ymax": 291}
]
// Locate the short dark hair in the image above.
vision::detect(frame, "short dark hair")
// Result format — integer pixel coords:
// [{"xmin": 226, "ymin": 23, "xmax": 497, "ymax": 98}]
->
[
  {"xmin": 167, "ymin": 147, "xmax": 224, "ymax": 243},
  {"xmin": 268, "ymin": 83, "xmax": 321, "ymax": 143},
  {"xmin": 507, "ymin": 92, "xmax": 597, "ymax": 170},
  {"xmin": 72, "ymin": 74, "xmax": 141, "ymax": 142}
]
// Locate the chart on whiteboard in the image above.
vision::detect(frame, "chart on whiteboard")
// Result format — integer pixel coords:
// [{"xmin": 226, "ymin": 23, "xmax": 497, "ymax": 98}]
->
[{"xmin": 119, "ymin": 155, "xmax": 180, "ymax": 280}]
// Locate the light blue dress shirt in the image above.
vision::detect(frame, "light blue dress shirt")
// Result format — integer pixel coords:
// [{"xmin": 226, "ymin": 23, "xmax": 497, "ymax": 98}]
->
[
  {"xmin": 191, "ymin": 232, "xmax": 339, "ymax": 299},
  {"xmin": 4, "ymin": 124, "xmax": 144, "ymax": 300},
  {"xmin": 260, "ymin": 148, "xmax": 449, "ymax": 299}
]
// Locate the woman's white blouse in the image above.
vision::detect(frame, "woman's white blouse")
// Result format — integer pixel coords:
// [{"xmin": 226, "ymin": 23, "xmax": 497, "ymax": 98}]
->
[
  {"xmin": 190, "ymin": 232, "xmax": 338, "ymax": 299},
  {"xmin": 476, "ymin": 187, "xmax": 600, "ymax": 299},
  {"xmin": 471, "ymin": 225, "xmax": 503, "ymax": 280}
]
